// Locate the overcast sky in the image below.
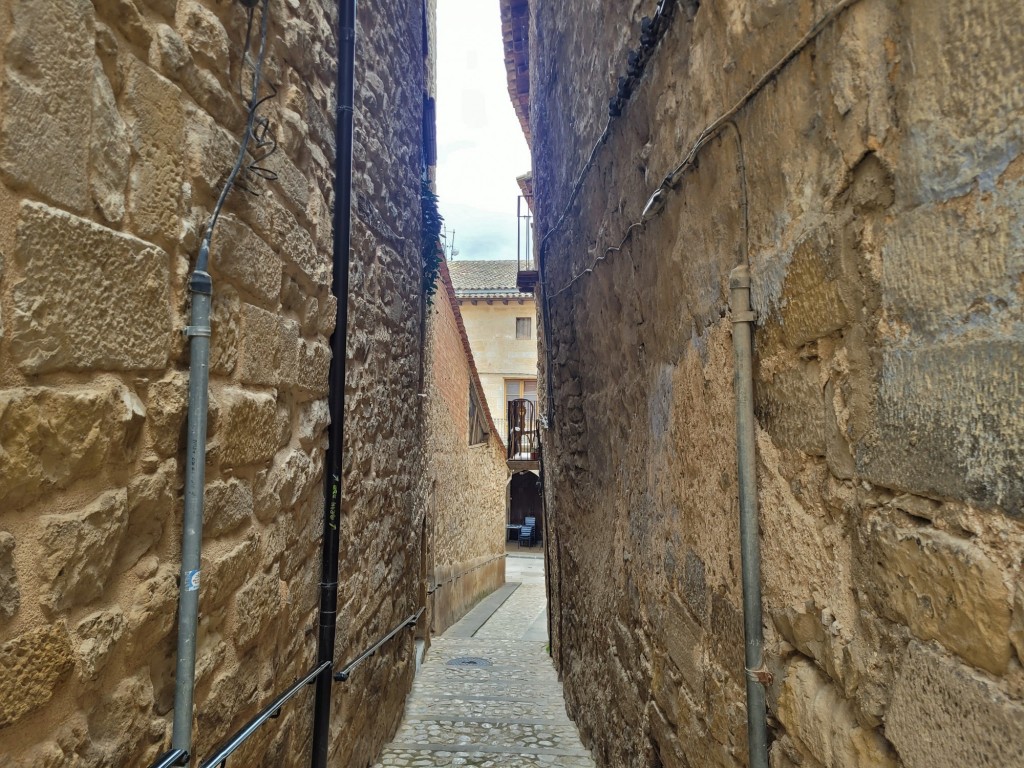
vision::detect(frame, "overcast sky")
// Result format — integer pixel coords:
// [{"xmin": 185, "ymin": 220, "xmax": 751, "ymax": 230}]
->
[{"xmin": 435, "ymin": 0, "xmax": 531, "ymax": 262}]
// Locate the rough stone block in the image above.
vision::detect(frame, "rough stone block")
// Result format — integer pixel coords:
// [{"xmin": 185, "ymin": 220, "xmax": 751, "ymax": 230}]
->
[
  {"xmin": 212, "ymin": 215, "xmax": 282, "ymax": 306},
  {"xmin": 75, "ymin": 607, "xmax": 126, "ymax": 680},
  {"xmin": 146, "ymin": 373, "xmax": 188, "ymax": 458},
  {"xmin": 297, "ymin": 400, "xmax": 330, "ymax": 450},
  {"xmin": 116, "ymin": 461, "xmax": 176, "ymax": 572},
  {"xmin": 40, "ymin": 489, "xmax": 129, "ymax": 612},
  {"xmin": 887, "ymin": 642, "xmax": 1024, "ymax": 768},
  {"xmin": 0, "ymin": 532, "xmax": 18, "ymax": 620},
  {"xmin": 125, "ymin": 565, "xmax": 177, "ymax": 655},
  {"xmin": 778, "ymin": 658, "xmax": 897, "ymax": 768},
  {"xmin": 237, "ymin": 303, "xmax": 283, "ymax": 387},
  {"xmin": 0, "ymin": 384, "xmax": 143, "ymax": 510},
  {"xmin": 253, "ymin": 447, "xmax": 322, "ymax": 523},
  {"xmin": 0, "ymin": 0, "xmax": 93, "ymax": 212},
  {"xmin": 862, "ymin": 519, "xmax": 1011, "ymax": 675},
  {"xmin": 123, "ymin": 56, "xmax": 185, "ymax": 242},
  {"xmin": 11, "ymin": 202, "xmax": 172, "ymax": 373},
  {"xmin": 205, "ymin": 477, "xmax": 253, "ymax": 537},
  {"xmin": 216, "ymin": 388, "xmax": 279, "ymax": 467},
  {"xmin": 90, "ymin": 61, "xmax": 129, "ymax": 225},
  {"xmin": 659, "ymin": 593, "xmax": 706, "ymax": 695},
  {"xmin": 756, "ymin": 361, "xmax": 826, "ymax": 456},
  {"xmin": 1011, "ymin": 583, "xmax": 1024, "ymax": 665},
  {"xmin": 210, "ymin": 284, "xmax": 240, "ymax": 376},
  {"xmin": 234, "ymin": 568, "xmax": 283, "ymax": 648},
  {"xmin": 204, "ymin": 534, "xmax": 259, "ymax": 609},
  {"xmin": 294, "ymin": 338, "xmax": 332, "ymax": 396},
  {"xmin": 858, "ymin": 341, "xmax": 1024, "ymax": 513},
  {"xmin": 778, "ymin": 231, "xmax": 850, "ymax": 349},
  {"xmin": 284, "ymin": 222, "xmax": 329, "ymax": 286},
  {"xmin": 0, "ymin": 625, "xmax": 75, "ymax": 729},
  {"xmin": 175, "ymin": 0, "xmax": 229, "ymax": 71}
]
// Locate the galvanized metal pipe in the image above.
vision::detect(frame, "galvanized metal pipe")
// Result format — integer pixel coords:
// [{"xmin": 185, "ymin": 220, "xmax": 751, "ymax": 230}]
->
[
  {"xmin": 171, "ymin": 259, "xmax": 214, "ymax": 759},
  {"xmin": 729, "ymin": 264, "xmax": 769, "ymax": 768}
]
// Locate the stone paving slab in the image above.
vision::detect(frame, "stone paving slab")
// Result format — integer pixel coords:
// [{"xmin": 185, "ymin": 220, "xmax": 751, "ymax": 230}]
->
[{"xmin": 374, "ymin": 572, "xmax": 594, "ymax": 767}]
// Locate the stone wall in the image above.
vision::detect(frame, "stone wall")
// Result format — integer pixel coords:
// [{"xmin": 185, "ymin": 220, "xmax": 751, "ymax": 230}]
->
[
  {"xmin": 531, "ymin": 1, "xmax": 1024, "ymax": 767},
  {"xmin": 0, "ymin": 0, "xmax": 429, "ymax": 766},
  {"xmin": 423, "ymin": 260, "xmax": 508, "ymax": 635}
]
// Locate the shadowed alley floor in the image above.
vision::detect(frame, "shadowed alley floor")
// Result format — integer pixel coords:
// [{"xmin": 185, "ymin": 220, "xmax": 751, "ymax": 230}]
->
[{"xmin": 374, "ymin": 555, "xmax": 595, "ymax": 767}]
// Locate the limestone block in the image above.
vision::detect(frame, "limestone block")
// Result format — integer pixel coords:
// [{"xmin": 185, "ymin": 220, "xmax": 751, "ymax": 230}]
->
[
  {"xmin": 657, "ymin": 594, "xmax": 706, "ymax": 695},
  {"xmin": 777, "ymin": 658, "xmax": 897, "ymax": 768},
  {"xmin": 175, "ymin": 0, "xmax": 229, "ymax": 71},
  {"xmin": 184, "ymin": 104, "xmax": 237, "ymax": 195},
  {"xmin": 237, "ymin": 303, "xmax": 283, "ymax": 386},
  {"xmin": 11, "ymin": 202, "xmax": 173, "ymax": 373},
  {"xmin": 0, "ymin": 532, "xmax": 18, "ymax": 620},
  {"xmin": 93, "ymin": 0, "xmax": 152, "ymax": 50},
  {"xmin": 858, "ymin": 340, "xmax": 1024, "ymax": 513},
  {"xmin": 117, "ymin": 461, "xmax": 176, "ymax": 571},
  {"xmin": 233, "ymin": 568, "xmax": 284, "ymax": 648},
  {"xmin": 125, "ymin": 565, "xmax": 177, "ymax": 655},
  {"xmin": 40, "ymin": 490, "xmax": 129, "ymax": 612},
  {"xmin": 210, "ymin": 284, "xmax": 240, "ymax": 376},
  {"xmin": 90, "ymin": 62, "xmax": 130, "ymax": 226},
  {"xmin": 1011, "ymin": 582, "xmax": 1024, "ymax": 665},
  {"xmin": 887, "ymin": 642, "xmax": 1024, "ymax": 768},
  {"xmin": 862, "ymin": 519, "xmax": 1011, "ymax": 675},
  {"xmin": 0, "ymin": 384, "xmax": 143, "ymax": 510},
  {"xmin": 271, "ymin": 150, "xmax": 312, "ymax": 213},
  {"xmin": 756, "ymin": 362, "xmax": 826, "ymax": 456},
  {"xmin": 205, "ymin": 477, "xmax": 253, "ymax": 537},
  {"xmin": 75, "ymin": 607, "xmax": 126, "ymax": 680},
  {"xmin": 203, "ymin": 534, "xmax": 259, "ymax": 609},
  {"xmin": 123, "ymin": 56, "xmax": 185, "ymax": 243},
  {"xmin": 284, "ymin": 222, "xmax": 329, "ymax": 286},
  {"xmin": 253, "ymin": 447, "xmax": 323, "ymax": 523},
  {"xmin": 151, "ymin": 22, "xmax": 191, "ymax": 77},
  {"xmin": 85, "ymin": 674, "xmax": 163, "ymax": 767},
  {"xmin": 294, "ymin": 338, "xmax": 332, "ymax": 396},
  {"xmin": 0, "ymin": 0, "xmax": 93, "ymax": 212},
  {"xmin": 216, "ymin": 388, "xmax": 279, "ymax": 466},
  {"xmin": 212, "ymin": 215, "xmax": 282, "ymax": 306},
  {"xmin": 0, "ymin": 625, "xmax": 75, "ymax": 729},
  {"xmin": 146, "ymin": 373, "xmax": 188, "ymax": 458},
  {"xmin": 778, "ymin": 231, "xmax": 851, "ymax": 349},
  {"xmin": 899, "ymin": 0, "xmax": 1024, "ymax": 203},
  {"xmin": 297, "ymin": 400, "xmax": 330, "ymax": 450}
]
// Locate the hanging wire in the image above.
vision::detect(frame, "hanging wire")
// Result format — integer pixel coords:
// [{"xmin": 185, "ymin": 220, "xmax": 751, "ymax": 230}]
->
[{"xmin": 195, "ymin": 0, "xmax": 275, "ymax": 272}]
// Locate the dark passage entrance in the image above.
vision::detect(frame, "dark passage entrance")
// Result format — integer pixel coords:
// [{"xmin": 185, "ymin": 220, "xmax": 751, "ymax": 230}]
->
[{"xmin": 509, "ymin": 471, "xmax": 542, "ymax": 538}]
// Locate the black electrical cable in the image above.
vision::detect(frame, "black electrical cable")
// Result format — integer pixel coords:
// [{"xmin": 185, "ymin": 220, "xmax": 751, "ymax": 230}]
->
[{"xmin": 195, "ymin": 0, "xmax": 272, "ymax": 273}]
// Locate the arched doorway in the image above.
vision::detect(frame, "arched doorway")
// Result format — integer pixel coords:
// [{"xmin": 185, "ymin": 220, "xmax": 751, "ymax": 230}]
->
[{"xmin": 509, "ymin": 470, "xmax": 542, "ymax": 538}]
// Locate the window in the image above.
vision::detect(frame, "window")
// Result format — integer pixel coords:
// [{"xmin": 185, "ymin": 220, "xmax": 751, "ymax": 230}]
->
[
  {"xmin": 505, "ymin": 379, "xmax": 538, "ymax": 406},
  {"xmin": 516, "ymin": 317, "xmax": 532, "ymax": 340},
  {"xmin": 468, "ymin": 384, "xmax": 489, "ymax": 445}
]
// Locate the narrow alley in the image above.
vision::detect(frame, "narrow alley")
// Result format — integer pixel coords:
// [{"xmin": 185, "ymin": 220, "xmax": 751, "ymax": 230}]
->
[{"xmin": 375, "ymin": 555, "xmax": 594, "ymax": 767}]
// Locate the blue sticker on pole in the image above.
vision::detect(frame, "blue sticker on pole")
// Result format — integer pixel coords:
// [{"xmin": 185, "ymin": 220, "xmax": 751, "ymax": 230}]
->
[{"xmin": 185, "ymin": 569, "xmax": 201, "ymax": 592}]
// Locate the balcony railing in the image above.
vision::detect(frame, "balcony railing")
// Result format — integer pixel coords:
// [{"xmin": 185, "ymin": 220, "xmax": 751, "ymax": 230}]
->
[
  {"xmin": 516, "ymin": 195, "xmax": 538, "ymax": 293},
  {"xmin": 507, "ymin": 399, "xmax": 539, "ymax": 461}
]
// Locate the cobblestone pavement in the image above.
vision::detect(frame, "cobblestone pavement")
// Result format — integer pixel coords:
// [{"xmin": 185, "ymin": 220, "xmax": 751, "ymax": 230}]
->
[{"xmin": 374, "ymin": 557, "xmax": 595, "ymax": 767}]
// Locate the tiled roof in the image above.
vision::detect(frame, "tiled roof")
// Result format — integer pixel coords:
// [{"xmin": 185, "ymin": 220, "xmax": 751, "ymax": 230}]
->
[
  {"xmin": 500, "ymin": 0, "xmax": 531, "ymax": 146},
  {"xmin": 448, "ymin": 260, "xmax": 521, "ymax": 296}
]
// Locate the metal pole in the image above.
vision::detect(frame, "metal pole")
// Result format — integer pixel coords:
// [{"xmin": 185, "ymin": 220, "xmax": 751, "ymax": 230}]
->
[
  {"xmin": 171, "ymin": 260, "xmax": 214, "ymax": 759},
  {"xmin": 310, "ymin": 0, "xmax": 357, "ymax": 764},
  {"xmin": 729, "ymin": 264, "xmax": 769, "ymax": 768}
]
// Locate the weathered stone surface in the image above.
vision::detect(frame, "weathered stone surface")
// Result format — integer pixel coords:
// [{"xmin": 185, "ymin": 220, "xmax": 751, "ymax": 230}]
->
[
  {"xmin": 175, "ymin": 0, "xmax": 229, "ymax": 71},
  {"xmin": 212, "ymin": 215, "xmax": 282, "ymax": 306},
  {"xmin": 859, "ymin": 340, "xmax": 1023, "ymax": 513},
  {"xmin": 123, "ymin": 56, "xmax": 185, "ymax": 242},
  {"xmin": 75, "ymin": 607, "xmax": 126, "ymax": 680},
  {"xmin": 0, "ymin": 625, "xmax": 75, "ymax": 728},
  {"xmin": 0, "ymin": 532, "xmax": 18, "ymax": 620},
  {"xmin": 294, "ymin": 338, "xmax": 332, "ymax": 396},
  {"xmin": 887, "ymin": 642, "xmax": 1024, "ymax": 768},
  {"xmin": 0, "ymin": 0, "xmax": 93, "ymax": 211},
  {"xmin": 655, "ymin": 594, "xmax": 705, "ymax": 695},
  {"xmin": 204, "ymin": 534, "xmax": 259, "ymax": 609},
  {"xmin": 210, "ymin": 283, "xmax": 241, "ymax": 376},
  {"xmin": 1011, "ymin": 582, "xmax": 1024, "ymax": 665},
  {"xmin": 216, "ymin": 388, "xmax": 279, "ymax": 467},
  {"xmin": 146, "ymin": 373, "xmax": 188, "ymax": 458},
  {"xmin": 778, "ymin": 658, "xmax": 897, "ymax": 768},
  {"xmin": 297, "ymin": 400, "xmax": 330, "ymax": 450},
  {"xmin": 233, "ymin": 568, "xmax": 283, "ymax": 648},
  {"xmin": 11, "ymin": 202, "xmax": 172, "ymax": 373},
  {"xmin": 253, "ymin": 447, "xmax": 322, "ymax": 523},
  {"xmin": 0, "ymin": 384, "xmax": 143, "ymax": 510},
  {"xmin": 125, "ymin": 564, "xmax": 177, "ymax": 655},
  {"xmin": 205, "ymin": 478, "xmax": 252, "ymax": 537},
  {"xmin": 862, "ymin": 519, "xmax": 1012, "ymax": 675},
  {"xmin": 41, "ymin": 490, "xmax": 129, "ymax": 612},
  {"xmin": 757, "ymin": 362, "xmax": 826, "ymax": 456},
  {"xmin": 237, "ymin": 303, "xmax": 284, "ymax": 387},
  {"xmin": 90, "ymin": 61, "xmax": 130, "ymax": 225},
  {"xmin": 117, "ymin": 461, "xmax": 176, "ymax": 571}
]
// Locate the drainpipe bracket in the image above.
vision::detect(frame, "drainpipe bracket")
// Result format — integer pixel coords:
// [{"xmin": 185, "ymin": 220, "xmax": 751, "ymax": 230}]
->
[
  {"xmin": 745, "ymin": 664, "xmax": 774, "ymax": 687},
  {"xmin": 184, "ymin": 325, "xmax": 212, "ymax": 338},
  {"xmin": 731, "ymin": 310, "xmax": 756, "ymax": 324}
]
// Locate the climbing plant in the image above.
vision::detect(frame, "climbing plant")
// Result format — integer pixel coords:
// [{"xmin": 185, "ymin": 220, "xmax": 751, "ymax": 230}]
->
[{"xmin": 421, "ymin": 178, "xmax": 444, "ymax": 303}]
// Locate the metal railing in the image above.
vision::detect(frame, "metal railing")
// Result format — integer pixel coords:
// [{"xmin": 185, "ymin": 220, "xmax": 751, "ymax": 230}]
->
[
  {"xmin": 517, "ymin": 195, "xmax": 535, "ymax": 274},
  {"xmin": 507, "ymin": 399, "xmax": 540, "ymax": 460},
  {"xmin": 335, "ymin": 608, "xmax": 424, "ymax": 681},
  {"xmin": 493, "ymin": 417, "xmax": 508, "ymax": 446},
  {"xmin": 148, "ymin": 608, "xmax": 424, "ymax": 768}
]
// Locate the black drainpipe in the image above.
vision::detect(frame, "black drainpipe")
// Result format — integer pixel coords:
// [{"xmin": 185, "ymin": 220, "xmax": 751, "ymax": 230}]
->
[{"xmin": 310, "ymin": 0, "xmax": 357, "ymax": 765}]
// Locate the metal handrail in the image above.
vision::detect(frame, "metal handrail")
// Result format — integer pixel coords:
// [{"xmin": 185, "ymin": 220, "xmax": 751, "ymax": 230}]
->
[
  {"xmin": 334, "ymin": 608, "xmax": 424, "ymax": 682},
  {"xmin": 150, "ymin": 749, "xmax": 189, "ymax": 768},
  {"xmin": 197, "ymin": 660, "xmax": 331, "ymax": 768}
]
